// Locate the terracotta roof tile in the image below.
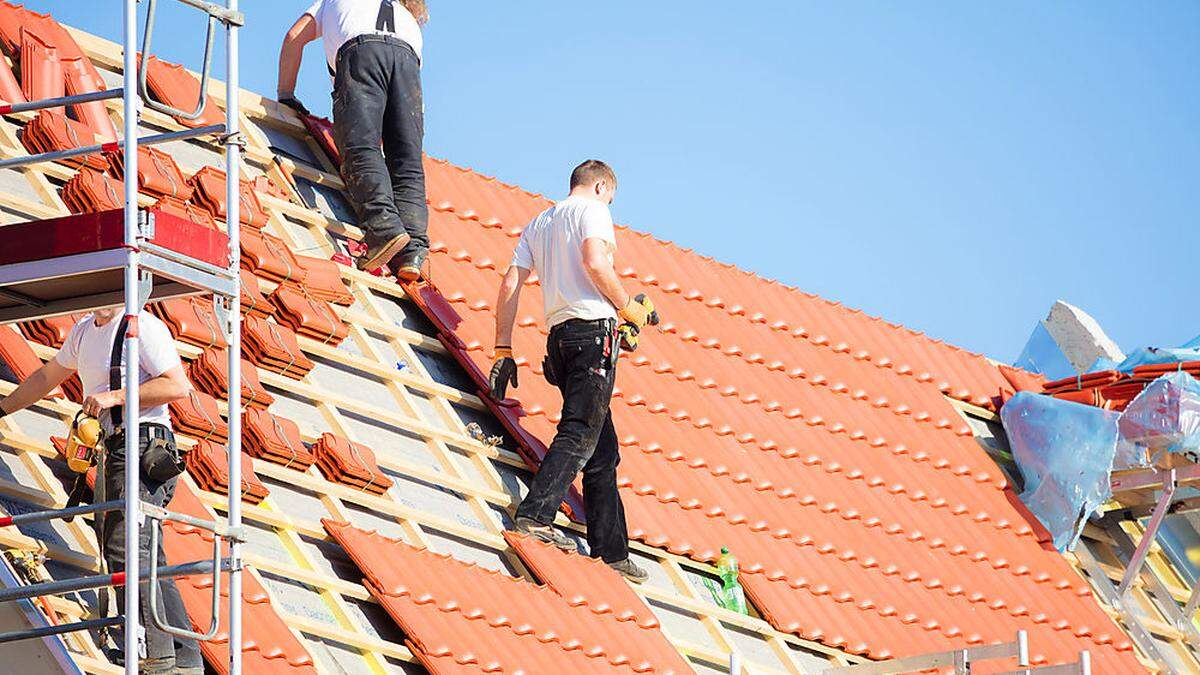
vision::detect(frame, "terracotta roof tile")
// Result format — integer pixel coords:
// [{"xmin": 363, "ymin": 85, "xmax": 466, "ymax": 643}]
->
[
  {"xmin": 163, "ymin": 483, "xmax": 317, "ymax": 674},
  {"xmin": 403, "ymin": 158, "xmax": 1144, "ymax": 671},
  {"xmin": 324, "ymin": 520, "xmax": 694, "ymax": 674}
]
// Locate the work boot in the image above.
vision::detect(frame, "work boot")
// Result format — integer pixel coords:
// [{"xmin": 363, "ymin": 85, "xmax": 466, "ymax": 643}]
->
[
  {"xmin": 514, "ymin": 517, "xmax": 576, "ymax": 551},
  {"xmin": 395, "ymin": 246, "xmax": 428, "ymax": 283},
  {"xmin": 607, "ymin": 558, "xmax": 650, "ymax": 584},
  {"xmin": 356, "ymin": 231, "xmax": 411, "ymax": 272}
]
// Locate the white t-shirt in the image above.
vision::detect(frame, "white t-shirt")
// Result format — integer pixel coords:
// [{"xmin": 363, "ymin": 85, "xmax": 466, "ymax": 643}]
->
[
  {"xmin": 54, "ymin": 313, "xmax": 184, "ymax": 432},
  {"xmin": 305, "ymin": 0, "xmax": 423, "ymax": 72},
  {"xmin": 512, "ymin": 195, "xmax": 618, "ymax": 328}
]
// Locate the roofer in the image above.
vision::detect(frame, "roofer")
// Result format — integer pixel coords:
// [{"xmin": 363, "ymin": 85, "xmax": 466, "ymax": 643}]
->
[
  {"xmin": 490, "ymin": 160, "xmax": 656, "ymax": 583},
  {"xmin": 277, "ymin": 0, "xmax": 430, "ymax": 281},
  {"xmin": 0, "ymin": 309, "xmax": 199, "ymax": 674}
]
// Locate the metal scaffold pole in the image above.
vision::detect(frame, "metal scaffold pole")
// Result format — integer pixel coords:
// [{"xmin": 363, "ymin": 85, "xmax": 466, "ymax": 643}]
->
[
  {"xmin": 120, "ymin": 0, "xmax": 141, "ymax": 673},
  {"xmin": 224, "ymin": 0, "xmax": 244, "ymax": 672}
]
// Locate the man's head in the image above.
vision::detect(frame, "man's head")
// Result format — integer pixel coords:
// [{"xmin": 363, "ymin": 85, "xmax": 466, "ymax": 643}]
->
[
  {"xmin": 569, "ymin": 159, "xmax": 617, "ymax": 205},
  {"xmin": 93, "ymin": 308, "xmax": 118, "ymax": 325}
]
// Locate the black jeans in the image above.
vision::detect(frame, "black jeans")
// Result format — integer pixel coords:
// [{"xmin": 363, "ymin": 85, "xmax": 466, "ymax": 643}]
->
[
  {"xmin": 515, "ymin": 318, "xmax": 630, "ymax": 563},
  {"xmin": 331, "ymin": 35, "xmax": 429, "ymax": 253},
  {"xmin": 101, "ymin": 427, "xmax": 200, "ymax": 671}
]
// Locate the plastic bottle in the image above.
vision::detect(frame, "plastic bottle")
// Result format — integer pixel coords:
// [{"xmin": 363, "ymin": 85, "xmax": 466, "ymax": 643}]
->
[{"xmin": 716, "ymin": 546, "xmax": 748, "ymax": 614}]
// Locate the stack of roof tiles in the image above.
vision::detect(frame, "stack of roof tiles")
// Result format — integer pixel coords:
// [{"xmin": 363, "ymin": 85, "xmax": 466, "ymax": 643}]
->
[
  {"xmin": 169, "ymin": 389, "xmax": 228, "ymax": 444},
  {"xmin": 269, "ymin": 285, "xmax": 349, "ymax": 346},
  {"xmin": 1043, "ymin": 364, "xmax": 1200, "ymax": 411},
  {"xmin": 312, "ymin": 433, "xmax": 393, "ymax": 495},
  {"xmin": 19, "ymin": 314, "xmax": 80, "ymax": 348},
  {"xmin": 188, "ymin": 348, "xmax": 274, "ymax": 410},
  {"xmin": 153, "ymin": 297, "xmax": 229, "ymax": 350},
  {"xmin": 241, "ymin": 314, "xmax": 314, "ymax": 380},
  {"xmin": 325, "ymin": 520, "xmax": 695, "ymax": 674},
  {"xmin": 184, "ymin": 438, "xmax": 269, "ymax": 505},
  {"xmin": 60, "ymin": 167, "xmax": 123, "ymax": 213},
  {"xmin": 188, "ymin": 165, "xmax": 270, "ymax": 230},
  {"xmin": 242, "ymin": 407, "xmax": 315, "ymax": 471},
  {"xmin": 20, "ymin": 110, "xmax": 106, "ymax": 170}
]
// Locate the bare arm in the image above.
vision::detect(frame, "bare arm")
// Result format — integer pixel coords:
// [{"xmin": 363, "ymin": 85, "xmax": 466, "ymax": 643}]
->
[
  {"xmin": 494, "ymin": 266, "xmax": 532, "ymax": 349},
  {"xmin": 582, "ymin": 238, "xmax": 630, "ymax": 311},
  {"xmin": 0, "ymin": 359, "xmax": 73, "ymax": 415},
  {"xmin": 277, "ymin": 14, "xmax": 318, "ymax": 98},
  {"xmin": 80, "ymin": 365, "xmax": 191, "ymax": 418}
]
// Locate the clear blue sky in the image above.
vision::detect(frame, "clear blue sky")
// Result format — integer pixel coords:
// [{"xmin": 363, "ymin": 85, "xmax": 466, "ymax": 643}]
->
[{"xmin": 32, "ymin": 1, "xmax": 1199, "ymax": 362}]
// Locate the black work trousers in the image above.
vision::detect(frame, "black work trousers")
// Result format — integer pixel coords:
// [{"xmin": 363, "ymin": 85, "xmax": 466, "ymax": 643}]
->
[
  {"xmin": 101, "ymin": 427, "xmax": 200, "ymax": 672},
  {"xmin": 331, "ymin": 35, "xmax": 429, "ymax": 254},
  {"xmin": 515, "ymin": 318, "xmax": 630, "ymax": 563}
]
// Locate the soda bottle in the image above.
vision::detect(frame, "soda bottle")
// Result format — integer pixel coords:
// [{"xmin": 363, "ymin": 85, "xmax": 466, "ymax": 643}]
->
[{"xmin": 716, "ymin": 547, "xmax": 748, "ymax": 614}]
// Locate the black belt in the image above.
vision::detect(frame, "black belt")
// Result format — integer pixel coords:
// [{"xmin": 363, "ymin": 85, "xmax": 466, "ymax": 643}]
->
[
  {"xmin": 330, "ymin": 34, "xmax": 418, "ymax": 77},
  {"xmin": 107, "ymin": 423, "xmax": 173, "ymax": 444},
  {"xmin": 552, "ymin": 317, "xmax": 616, "ymax": 333}
]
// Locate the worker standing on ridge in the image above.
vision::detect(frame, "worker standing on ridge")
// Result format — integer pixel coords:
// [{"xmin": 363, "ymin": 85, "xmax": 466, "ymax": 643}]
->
[
  {"xmin": 490, "ymin": 160, "xmax": 656, "ymax": 583},
  {"xmin": 277, "ymin": 0, "xmax": 430, "ymax": 281},
  {"xmin": 0, "ymin": 308, "xmax": 199, "ymax": 674}
]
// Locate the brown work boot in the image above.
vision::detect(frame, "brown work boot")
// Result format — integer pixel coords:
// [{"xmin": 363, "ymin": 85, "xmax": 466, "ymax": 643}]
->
[
  {"xmin": 356, "ymin": 232, "xmax": 411, "ymax": 272},
  {"xmin": 514, "ymin": 517, "xmax": 576, "ymax": 551},
  {"xmin": 395, "ymin": 246, "xmax": 428, "ymax": 283},
  {"xmin": 607, "ymin": 557, "xmax": 650, "ymax": 584}
]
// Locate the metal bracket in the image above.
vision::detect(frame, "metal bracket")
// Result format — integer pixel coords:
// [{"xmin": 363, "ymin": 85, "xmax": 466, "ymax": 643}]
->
[
  {"xmin": 137, "ymin": 209, "xmax": 156, "ymax": 240},
  {"xmin": 1117, "ymin": 469, "xmax": 1177, "ymax": 597},
  {"xmin": 148, "ymin": 522, "xmax": 221, "ymax": 641},
  {"xmin": 221, "ymin": 130, "xmax": 247, "ymax": 149},
  {"xmin": 213, "ymin": 295, "xmax": 234, "ymax": 337}
]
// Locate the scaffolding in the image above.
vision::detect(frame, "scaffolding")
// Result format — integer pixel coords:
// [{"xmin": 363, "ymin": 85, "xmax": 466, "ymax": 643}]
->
[{"xmin": 0, "ymin": 0, "xmax": 245, "ymax": 673}]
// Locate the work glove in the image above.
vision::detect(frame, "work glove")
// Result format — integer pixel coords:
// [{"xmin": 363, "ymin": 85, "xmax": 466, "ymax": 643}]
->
[
  {"xmin": 489, "ymin": 346, "xmax": 519, "ymax": 400},
  {"xmin": 618, "ymin": 294, "xmax": 657, "ymax": 330},
  {"xmin": 278, "ymin": 94, "xmax": 310, "ymax": 117}
]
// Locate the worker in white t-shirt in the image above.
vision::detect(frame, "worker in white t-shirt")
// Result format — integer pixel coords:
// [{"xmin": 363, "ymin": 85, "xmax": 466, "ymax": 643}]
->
[
  {"xmin": 0, "ymin": 308, "xmax": 198, "ymax": 674},
  {"xmin": 277, "ymin": 0, "xmax": 430, "ymax": 281},
  {"xmin": 489, "ymin": 160, "xmax": 656, "ymax": 583}
]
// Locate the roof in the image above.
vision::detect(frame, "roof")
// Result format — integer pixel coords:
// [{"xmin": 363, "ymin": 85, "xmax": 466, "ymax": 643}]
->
[{"xmin": 0, "ymin": 3, "xmax": 1157, "ymax": 674}]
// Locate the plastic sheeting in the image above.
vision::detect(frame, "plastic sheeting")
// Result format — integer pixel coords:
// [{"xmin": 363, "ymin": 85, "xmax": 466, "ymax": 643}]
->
[
  {"xmin": 1119, "ymin": 372, "xmax": 1200, "ymax": 463},
  {"xmin": 1001, "ymin": 392, "xmax": 1119, "ymax": 551},
  {"xmin": 1113, "ymin": 346, "xmax": 1200, "ymax": 374},
  {"xmin": 1014, "ymin": 322, "xmax": 1077, "ymax": 381}
]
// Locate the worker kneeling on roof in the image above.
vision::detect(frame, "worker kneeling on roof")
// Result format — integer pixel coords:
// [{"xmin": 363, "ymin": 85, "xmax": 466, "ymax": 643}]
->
[
  {"xmin": 490, "ymin": 160, "xmax": 657, "ymax": 583},
  {"xmin": 0, "ymin": 309, "xmax": 199, "ymax": 674},
  {"xmin": 278, "ymin": 0, "xmax": 431, "ymax": 282}
]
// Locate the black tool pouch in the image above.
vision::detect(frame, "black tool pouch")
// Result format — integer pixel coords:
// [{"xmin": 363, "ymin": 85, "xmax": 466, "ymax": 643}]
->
[
  {"xmin": 141, "ymin": 435, "xmax": 185, "ymax": 482},
  {"xmin": 542, "ymin": 354, "xmax": 559, "ymax": 386}
]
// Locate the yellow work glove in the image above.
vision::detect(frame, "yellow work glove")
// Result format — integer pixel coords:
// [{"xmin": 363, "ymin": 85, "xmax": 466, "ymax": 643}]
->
[{"xmin": 618, "ymin": 295, "xmax": 656, "ymax": 330}]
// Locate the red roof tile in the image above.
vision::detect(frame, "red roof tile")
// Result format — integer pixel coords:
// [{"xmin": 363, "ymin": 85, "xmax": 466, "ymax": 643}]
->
[
  {"xmin": 407, "ymin": 160, "xmax": 1144, "ymax": 671},
  {"xmin": 324, "ymin": 520, "xmax": 695, "ymax": 674},
  {"xmin": 503, "ymin": 531, "xmax": 660, "ymax": 630},
  {"xmin": 163, "ymin": 483, "xmax": 317, "ymax": 674}
]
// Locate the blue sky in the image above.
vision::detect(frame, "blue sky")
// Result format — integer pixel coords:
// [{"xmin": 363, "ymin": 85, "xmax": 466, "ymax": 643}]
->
[{"xmin": 33, "ymin": 1, "xmax": 1199, "ymax": 361}]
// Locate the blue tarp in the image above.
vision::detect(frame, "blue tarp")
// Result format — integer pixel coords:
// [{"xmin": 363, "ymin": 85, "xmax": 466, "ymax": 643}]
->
[
  {"xmin": 1014, "ymin": 322, "xmax": 1077, "ymax": 381},
  {"xmin": 1001, "ymin": 392, "xmax": 1119, "ymax": 551},
  {"xmin": 1113, "ymin": 346, "xmax": 1200, "ymax": 374}
]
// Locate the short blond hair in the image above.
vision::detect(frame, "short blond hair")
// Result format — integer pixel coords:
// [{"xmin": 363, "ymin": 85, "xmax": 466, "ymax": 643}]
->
[{"xmin": 569, "ymin": 159, "xmax": 616, "ymax": 190}]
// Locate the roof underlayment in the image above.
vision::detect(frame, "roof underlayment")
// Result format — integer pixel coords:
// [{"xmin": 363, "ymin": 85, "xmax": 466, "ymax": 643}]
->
[{"xmin": 0, "ymin": 4, "xmax": 1196, "ymax": 674}]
